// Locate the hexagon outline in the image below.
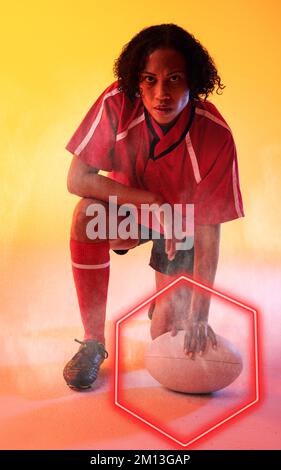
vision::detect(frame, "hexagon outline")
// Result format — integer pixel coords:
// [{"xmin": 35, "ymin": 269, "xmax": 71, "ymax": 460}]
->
[{"xmin": 114, "ymin": 274, "xmax": 260, "ymax": 447}]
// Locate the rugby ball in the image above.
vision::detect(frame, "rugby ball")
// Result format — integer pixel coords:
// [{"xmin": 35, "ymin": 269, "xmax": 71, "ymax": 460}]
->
[{"xmin": 145, "ymin": 331, "xmax": 243, "ymax": 394}]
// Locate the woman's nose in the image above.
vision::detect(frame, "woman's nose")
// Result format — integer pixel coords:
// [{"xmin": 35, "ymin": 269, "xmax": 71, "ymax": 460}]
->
[{"xmin": 155, "ymin": 80, "xmax": 171, "ymax": 100}]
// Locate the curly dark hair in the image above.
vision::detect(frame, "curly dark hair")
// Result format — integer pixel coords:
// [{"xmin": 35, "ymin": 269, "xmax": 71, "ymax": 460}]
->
[{"xmin": 114, "ymin": 24, "xmax": 224, "ymax": 102}]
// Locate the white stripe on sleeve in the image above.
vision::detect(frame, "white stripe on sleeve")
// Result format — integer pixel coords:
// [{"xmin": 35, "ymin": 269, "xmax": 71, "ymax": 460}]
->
[
  {"xmin": 195, "ymin": 108, "xmax": 232, "ymax": 134},
  {"xmin": 74, "ymin": 88, "xmax": 121, "ymax": 156},
  {"xmin": 116, "ymin": 113, "xmax": 145, "ymax": 141},
  {"xmin": 232, "ymin": 160, "xmax": 243, "ymax": 217},
  {"xmin": 185, "ymin": 132, "xmax": 202, "ymax": 184}
]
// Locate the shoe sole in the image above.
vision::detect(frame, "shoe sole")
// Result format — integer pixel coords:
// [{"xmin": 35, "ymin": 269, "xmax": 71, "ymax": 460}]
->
[{"xmin": 67, "ymin": 383, "xmax": 92, "ymax": 391}]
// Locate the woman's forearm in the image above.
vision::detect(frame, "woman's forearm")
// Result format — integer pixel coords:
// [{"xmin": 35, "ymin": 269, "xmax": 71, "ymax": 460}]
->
[{"xmin": 69, "ymin": 171, "xmax": 163, "ymax": 208}]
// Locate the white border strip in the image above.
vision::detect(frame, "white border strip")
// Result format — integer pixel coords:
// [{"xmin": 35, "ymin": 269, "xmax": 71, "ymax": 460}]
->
[
  {"xmin": 74, "ymin": 88, "xmax": 121, "ymax": 155},
  {"xmin": 72, "ymin": 261, "xmax": 110, "ymax": 270},
  {"xmin": 116, "ymin": 113, "xmax": 145, "ymax": 141},
  {"xmin": 185, "ymin": 132, "xmax": 202, "ymax": 183}
]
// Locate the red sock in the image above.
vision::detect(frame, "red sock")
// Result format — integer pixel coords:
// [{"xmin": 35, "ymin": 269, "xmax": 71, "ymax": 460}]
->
[{"xmin": 70, "ymin": 239, "xmax": 110, "ymax": 344}]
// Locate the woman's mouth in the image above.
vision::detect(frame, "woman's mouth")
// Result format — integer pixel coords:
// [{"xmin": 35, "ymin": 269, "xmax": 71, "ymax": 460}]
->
[{"xmin": 154, "ymin": 106, "xmax": 173, "ymax": 115}]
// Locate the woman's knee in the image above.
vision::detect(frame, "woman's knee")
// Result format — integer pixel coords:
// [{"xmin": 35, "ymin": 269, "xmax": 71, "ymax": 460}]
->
[
  {"xmin": 71, "ymin": 198, "xmax": 108, "ymax": 241},
  {"xmin": 150, "ymin": 303, "xmax": 171, "ymax": 339}
]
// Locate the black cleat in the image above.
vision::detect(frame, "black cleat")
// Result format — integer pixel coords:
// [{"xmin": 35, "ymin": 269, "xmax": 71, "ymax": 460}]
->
[{"xmin": 63, "ymin": 339, "xmax": 108, "ymax": 390}]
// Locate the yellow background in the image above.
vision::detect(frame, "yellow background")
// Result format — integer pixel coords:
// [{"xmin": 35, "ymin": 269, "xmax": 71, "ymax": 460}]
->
[{"xmin": 1, "ymin": 0, "xmax": 281, "ymax": 262}]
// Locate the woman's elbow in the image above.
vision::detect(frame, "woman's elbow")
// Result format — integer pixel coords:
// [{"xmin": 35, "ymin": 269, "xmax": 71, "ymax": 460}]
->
[{"xmin": 67, "ymin": 170, "xmax": 79, "ymax": 195}]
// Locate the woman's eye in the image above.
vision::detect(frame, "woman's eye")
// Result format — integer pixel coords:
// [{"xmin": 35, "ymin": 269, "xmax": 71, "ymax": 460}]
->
[
  {"xmin": 170, "ymin": 75, "xmax": 180, "ymax": 82},
  {"xmin": 144, "ymin": 76, "xmax": 155, "ymax": 83}
]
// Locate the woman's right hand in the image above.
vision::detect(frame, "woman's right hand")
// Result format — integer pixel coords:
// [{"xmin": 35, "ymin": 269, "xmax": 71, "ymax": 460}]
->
[{"xmin": 171, "ymin": 320, "xmax": 217, "ymax": 359}]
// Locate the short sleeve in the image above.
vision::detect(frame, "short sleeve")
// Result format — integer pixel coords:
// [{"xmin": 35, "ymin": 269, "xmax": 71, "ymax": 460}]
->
[
  {"xmin": 65, "ymin": 83, "xmax": 121, "ymax": 171},
  {"xmin": 194, "ymin": 133, "xmax": 244, "ymax": 225}
]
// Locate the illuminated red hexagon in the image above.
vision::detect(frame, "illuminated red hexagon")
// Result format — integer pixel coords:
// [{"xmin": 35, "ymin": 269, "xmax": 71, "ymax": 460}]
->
[{"xmin": 114, "ymin": 275, "xmax": 260, "ymax": 447}]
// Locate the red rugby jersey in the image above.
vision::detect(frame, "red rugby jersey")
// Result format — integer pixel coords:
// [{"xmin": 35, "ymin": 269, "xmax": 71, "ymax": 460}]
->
[{"xmin": 66, "ymin": 81, "xmax": 244, "ymax": 225}]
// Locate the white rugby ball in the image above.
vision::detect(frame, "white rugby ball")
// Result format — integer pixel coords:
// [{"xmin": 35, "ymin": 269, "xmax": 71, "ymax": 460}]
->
[{"xmin": 145, "ymin": 331, "xmax": 243, "ymax": 394}]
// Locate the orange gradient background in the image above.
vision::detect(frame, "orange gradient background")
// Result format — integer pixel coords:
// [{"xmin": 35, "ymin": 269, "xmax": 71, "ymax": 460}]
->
[{"xmin": 0, "ymin": 0, "xmax": 280, "ymax": 450}]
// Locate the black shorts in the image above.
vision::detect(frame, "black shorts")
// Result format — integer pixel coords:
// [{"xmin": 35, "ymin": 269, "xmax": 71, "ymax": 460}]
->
[{"xmin": 113, "ymin": 226, "xmax": 194, "ymax": 276}]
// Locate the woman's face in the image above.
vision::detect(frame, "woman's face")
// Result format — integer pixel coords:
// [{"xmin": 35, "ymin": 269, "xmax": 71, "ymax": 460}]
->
[{"xmin": 139, "ymin": 48, "xmax": 189, "ymax": 125}]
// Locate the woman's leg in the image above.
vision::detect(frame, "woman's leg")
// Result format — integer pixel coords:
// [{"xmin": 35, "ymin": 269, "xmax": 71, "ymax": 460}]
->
[
  {"xmin": 70, "ymin": 197, "xmax": 139, "ymax": 343},
  {"xmin": 64, "ymin": 197, "xmax": 139, "ymax": 389}
]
